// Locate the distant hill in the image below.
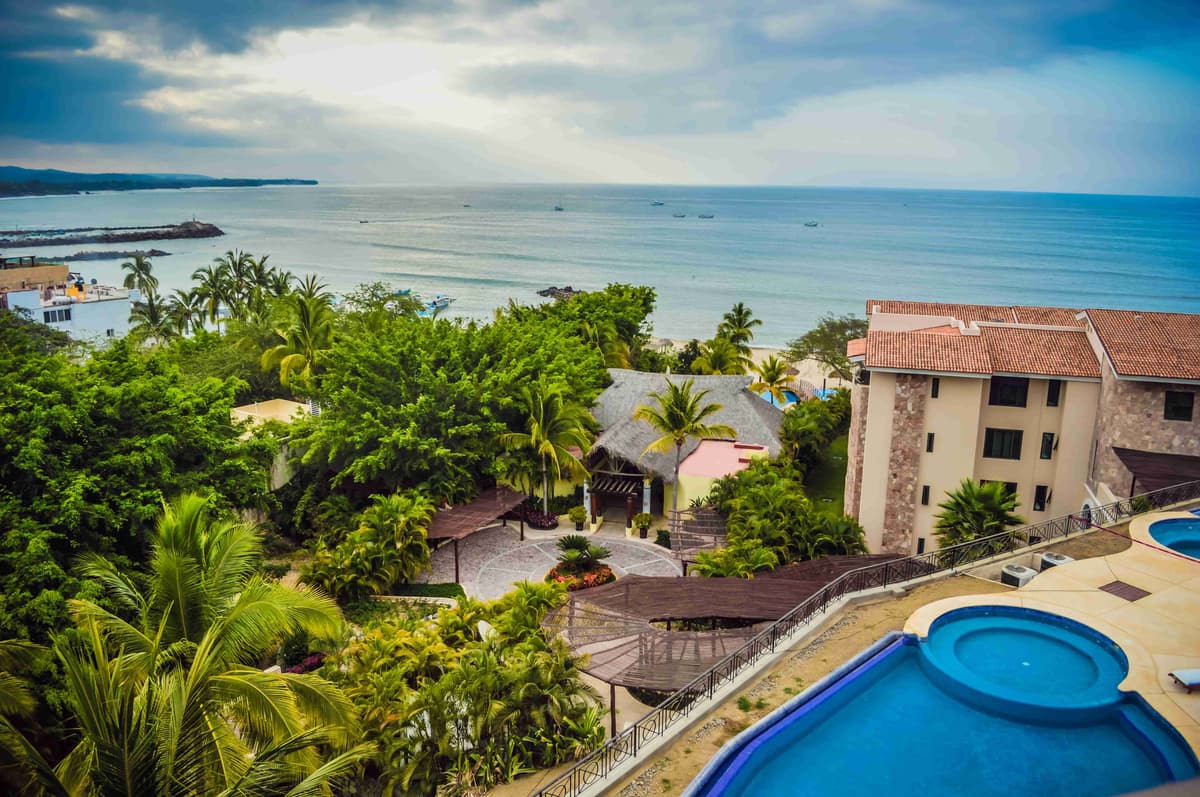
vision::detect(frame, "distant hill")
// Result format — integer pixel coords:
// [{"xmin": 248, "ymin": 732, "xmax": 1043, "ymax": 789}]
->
[{"xmin": 0, "ymin": 166, "xmax": 318, "ymax": 197}]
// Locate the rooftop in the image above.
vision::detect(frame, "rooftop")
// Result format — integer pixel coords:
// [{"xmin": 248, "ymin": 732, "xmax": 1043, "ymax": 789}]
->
[
  {"xmin": 1085, "ymin": 309, "xmax": 1200, "ymax": 382},
  {"xmin": 231, "ymin": 398, "xmax": 310, "ymax": 425}
]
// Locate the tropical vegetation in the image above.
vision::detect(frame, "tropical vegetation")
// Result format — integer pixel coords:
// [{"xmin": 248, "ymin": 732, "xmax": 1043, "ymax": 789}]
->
[
  {"xmin": 933, "ymin": 479, "xmax": 1027, "ymax": 549},
  {"xmin": 785, "ymin": 312, "xmax": 869, "ymax": 381}
]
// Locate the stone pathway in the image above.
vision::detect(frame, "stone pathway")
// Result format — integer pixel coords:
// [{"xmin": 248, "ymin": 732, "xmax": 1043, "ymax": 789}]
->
[{"xmin": 418, "ymin": 524, "xmax": 682, "ymax": 600}]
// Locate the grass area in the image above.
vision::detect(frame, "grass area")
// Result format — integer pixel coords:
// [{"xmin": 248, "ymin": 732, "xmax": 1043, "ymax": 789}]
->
[
  {"xmin": 341, "ymin": 584, "xmax": 467, "ymax": 626},
  {"xmin": 391, "ymin": 582, "xmax": 467, "ymax": 600},
  {"xmin": 805, "ymin": 432, "xmax": 848, "ymax": 515}
]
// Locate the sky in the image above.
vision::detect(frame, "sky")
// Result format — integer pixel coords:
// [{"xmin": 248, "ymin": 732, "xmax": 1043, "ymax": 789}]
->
[{"xmin": 1, "ymin": 1, "xmax": 1198, "ymax": 195}]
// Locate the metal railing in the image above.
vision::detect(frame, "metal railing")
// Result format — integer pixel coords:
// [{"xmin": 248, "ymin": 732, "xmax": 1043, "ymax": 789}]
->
[{"xmin": 533, "ymin": 479, "xmax": 1200, "ymax": 797}]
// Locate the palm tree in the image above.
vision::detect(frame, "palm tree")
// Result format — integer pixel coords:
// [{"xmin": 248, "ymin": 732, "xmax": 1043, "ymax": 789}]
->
[
  {"xmin": 934, "ymin": 479, "xmax": 1026, "ymax": 549},
  {"xmin": 120, "ymin": 253, "xmax": 158, "ymax": 295},
  {"xmin": 634, "ymin": 379, "xmax": 736, "ymax": 513},
  {"xmin": 293, "ymin": 274, "xmax": 332, "ymax": 301},
  {"xmin": 215, "ymin": 249, "xmax": 255, "ymax": 305},
  {"xmin": 191, "ymin": 263, "xmax": 230, "ymax": 325},
  {"xmin": 691, "ymin": 336, "xmax": 748, "ymax": 375},
  {"xmin": 357, "ymin": 492, "xmax": 436, "ymax": 587},
  {"xmin": 500, "ymin": 377, "xmax": 595, "ymax": 514},
  {"xmin": 805, "ymin": 515, "xmax": 868, "ymax": 559},
  {"xmin": 3, "ymin": 494, "xmax": 368, "ymax": 796},
  {"xmin": 261, "ymin": 292, "xmax": 336, "ymax": 389},
  {"xmin": 581, "ymin": 320, "xmax": 630, "ymax": 368},
  {"xmin": 751, "ymin": 354, "xmax": 791, "ymax": 406},
  {"xmin": 717, "ymin": 302, "xmax": 761, "ymax": 348},
  {"xmin": 0, "ymin": 640, "xmax": 42, "ymax": 719},
  {"xmin": 129, "ymin": 290, "xmax": 176, "ymax": 345},
  {"xmin": 266, "ymin": 267, "xmax": 294, "ymax": 298},
  {"xmin": 554, "ymin": 535, "xmax": 611, "ymax": 575},
  {"xmin": 693, "ymin": 540, "xmax": 777, "ymax": 577},
  {"xmin": 166, "ymin": 288, "xmax": 204, "ymax": 335}
]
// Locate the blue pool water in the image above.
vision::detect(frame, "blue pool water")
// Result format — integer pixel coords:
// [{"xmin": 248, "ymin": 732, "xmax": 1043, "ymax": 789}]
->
[
  {"xmin": 757, "ymin": 389, "xmax": 800, "ymax": 407},
  {"xmin": 1149, "ymin": 518, "xmax": 1200, "ymax": 559},
  {"xmin": 687, "ymin": 608, "xmax": 1198, "ymax": 797}
]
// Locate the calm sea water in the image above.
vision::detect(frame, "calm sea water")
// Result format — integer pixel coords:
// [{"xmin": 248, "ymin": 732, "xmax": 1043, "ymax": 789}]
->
[{"xmin": 3, "ymin": 184, "xmax": 1198, "ymax": 346}]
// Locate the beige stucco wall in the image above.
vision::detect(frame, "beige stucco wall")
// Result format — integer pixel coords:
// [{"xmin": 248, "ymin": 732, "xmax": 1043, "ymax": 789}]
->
[
  {"xmin": 0, "ymin": 263, "xmax": 69, "ymax": 291},
  {"xmin": 857, "ymin": 371, "xmax": 897, "ymax": 551},
  {"xmin": 1052, "ymin": 380, "xmax": 1100, "ymax": 515},
  {"xmin": 910, "ymin": 375, "xmax": 985, "ymax": 553}
]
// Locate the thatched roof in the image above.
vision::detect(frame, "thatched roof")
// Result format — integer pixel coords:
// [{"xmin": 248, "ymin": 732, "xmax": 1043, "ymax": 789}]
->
[{"xmin": 590, "ymin": 369, "xmax": 783, "ymax": 482}]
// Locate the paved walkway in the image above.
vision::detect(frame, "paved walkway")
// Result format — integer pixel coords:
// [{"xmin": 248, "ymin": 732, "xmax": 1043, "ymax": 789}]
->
[{"xmin": 418, "ymin": 524, "xmax": 682, "ymax": 600}]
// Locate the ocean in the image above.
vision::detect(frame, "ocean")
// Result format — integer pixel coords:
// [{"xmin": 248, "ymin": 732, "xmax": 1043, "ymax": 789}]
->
[{"xmin": 3, "ymin": 184, "xmax": 1198, "ymax": 347}]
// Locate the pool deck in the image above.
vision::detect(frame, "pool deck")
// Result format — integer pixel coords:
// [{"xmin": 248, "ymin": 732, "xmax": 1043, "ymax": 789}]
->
[{"xmin": 906, "ymin": 511, "xmax": 1200, "ymax": 756}]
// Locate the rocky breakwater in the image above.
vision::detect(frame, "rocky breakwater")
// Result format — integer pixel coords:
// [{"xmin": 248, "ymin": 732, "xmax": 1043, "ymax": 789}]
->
[{"xmin": 0, "ymin": 221, "xmax": 224, "ymax": 248}]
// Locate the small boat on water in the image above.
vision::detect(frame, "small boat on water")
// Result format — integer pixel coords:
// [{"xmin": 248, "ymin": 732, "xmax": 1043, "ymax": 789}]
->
[
  {"xmin": 359, "ymin": 220, "xmax": 369, "ymax": 224},
  {"xmin": 672, "ymin": 213, "xmax": 686, "ymax": 218},
  {"xmin": 804, "ymin": 221, "xmax": 819, "ymax": 227},
  {"xmin": 650, "ymin": 201, "xmax": 665, "ymax": 206},
  {"xmin": 698, "ymin": 214, "xmax": 714, "ymax": 219},
  {"xmin": 462, "ymin": 204, "xmax": 471, "ymax": 208},
  {"xmin": 553, "ymin": 205, "xmax": 564, "ymax": 212}
]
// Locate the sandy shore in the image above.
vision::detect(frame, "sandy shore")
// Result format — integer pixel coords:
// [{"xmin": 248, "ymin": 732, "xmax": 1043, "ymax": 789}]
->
[{"xmin": 648, "ymin": 338, "xmax": 850, "ymax": 391}]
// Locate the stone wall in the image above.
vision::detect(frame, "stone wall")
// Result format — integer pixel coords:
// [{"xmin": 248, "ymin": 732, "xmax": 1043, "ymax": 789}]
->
[
  {"xmin": 1091, "ymin": 360, "xmax": 1200, "ymax": 495},
  {"xmin": 843, "ymin": 380, "xmax": 870, "ymax": 519},
  {"xmin": 880, "ymin": 374, "xmax": 927, "ymax": 553}
]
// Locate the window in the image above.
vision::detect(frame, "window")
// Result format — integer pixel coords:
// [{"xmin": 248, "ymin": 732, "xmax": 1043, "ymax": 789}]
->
[
  {"xmin": 42, "ymin": 308, "xmax": 72, "ymax": 323},
  {"xmin": 989, "ymin": 376, "xmax": 1029, "ymax": 407},
  {"xmin": 1033, "ymin": 485, "xmax": 1050, "ymax": 512},
  {"xmin": 1046, "ymin": 379, "xmax": 1062, "ymax": 407},
  {"xmin": 926, "ymin": 433, "xmax": 935, "ymax": 453},
  {"xmin": 983, "ymin": 428, "xmax": 1023, "ymax": 459},
  {"xmin": 856, "ymin": 369, "xmax": 871, "ymax": 385},
  {"xmin": 1165, "ymin": 391, "xmax": 1194, "ymax": 422},
  {"xmin": 916, "ymin": 538, "xmax": 926, "ymax": 555},
  {"xmin": 931, "ymin": 377, "xmax": 940, "ymax": 398},
  {"xmin": 981, "ymin": 480, "xmax": 1018, "ymax": 496},
  {"xmin": 920, "ymin": 485, "xmax": 930, "ymax": 506},
  {"xmin": 1040, "ymin": 432, "xmax": 1055, "ymax": 460}
]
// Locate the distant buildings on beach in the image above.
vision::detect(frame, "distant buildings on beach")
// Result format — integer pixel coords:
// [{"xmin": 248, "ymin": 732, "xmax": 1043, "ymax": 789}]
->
[{"xmin": 0, "ymin": 256, "xmax": 134, "ymax": 341}]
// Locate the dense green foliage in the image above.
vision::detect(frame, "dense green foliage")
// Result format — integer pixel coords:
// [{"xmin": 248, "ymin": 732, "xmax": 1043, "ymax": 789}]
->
[
  {"xmin": 326, "ymin": 582, "xmax": 603, "ymax": 796},
  {"xmin": 500, "ymin": 377, "xmax": 595, "ymax": 513},
  {"xmin": 0, "ymin": 315, "xmax": 274, "ymax": 645},
  {"xmin": 934, "ymin": 479, "xmax": 1027, "ymax": 549}
]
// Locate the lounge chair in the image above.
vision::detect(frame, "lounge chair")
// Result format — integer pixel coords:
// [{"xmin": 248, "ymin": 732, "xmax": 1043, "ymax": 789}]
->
[{"xmin": 1168, "ymin": 670, "xmax": 1200, "ymax": 694}]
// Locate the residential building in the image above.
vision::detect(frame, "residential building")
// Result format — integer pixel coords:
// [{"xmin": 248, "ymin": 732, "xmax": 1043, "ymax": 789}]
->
[
  {"xmin": 845, "ymin": 300, "xmax": 1200, "ymax": 554},
  {"xmin": 0, "ymin": 256, "xmax": 135, "ymax": 342}
]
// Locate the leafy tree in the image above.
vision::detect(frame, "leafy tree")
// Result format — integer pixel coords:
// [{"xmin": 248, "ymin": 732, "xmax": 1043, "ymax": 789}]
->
[
  {"xmin": 785, "ymin": 313, "xmax": 868, "ymax": 381},
  {"xmin": 676, "ymin": 339, "xmax": 703, "ymax": 372},
  {"xmin": 500, "ymin": 377, "xmax": 595, "ymax": 514},
  {"xmin": 120, "ymin": 253, "xmax": 158, "ymax": 295},
  {"xmin": 717, "ymin": 302, "xmax": 761, "ymax": 348},
  {"xmin": 751, "ymin": 354, "xmax": 792, "ymax": 406},
  {"xmin": 933, "ymin": 479, "xmax": 1026, "ymax": 549},
  {"xmin": 634, "ymin": 380, "xmax": 735, "ymax": 513},
  {"xmin": 691, "ymin": 336, "xmax": 748, "ymax": 375}
]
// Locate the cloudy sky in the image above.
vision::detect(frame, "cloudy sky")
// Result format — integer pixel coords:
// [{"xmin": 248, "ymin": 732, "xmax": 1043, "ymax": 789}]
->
[{"xmin": 2, "ymin": 1, "xmax": 1198, "ymax": 195}]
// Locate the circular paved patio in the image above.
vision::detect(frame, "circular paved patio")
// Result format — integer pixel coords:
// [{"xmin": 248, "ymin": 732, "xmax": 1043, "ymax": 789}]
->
[{"xmin": 418, "ymin": 525, "xmax": 682, "ymax": 600}]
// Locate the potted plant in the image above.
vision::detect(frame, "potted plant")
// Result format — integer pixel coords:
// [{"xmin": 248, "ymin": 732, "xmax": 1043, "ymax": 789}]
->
[
  {"xmin": 568, "ymin": 505, "xmax": 588, "ymax": 531},
  {"xmin": 634, "ymin": 512, "xmax": 653, "ymax": 539}
]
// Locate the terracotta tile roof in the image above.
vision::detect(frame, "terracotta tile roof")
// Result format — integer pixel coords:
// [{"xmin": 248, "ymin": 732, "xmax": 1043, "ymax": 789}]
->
[
  {"xmin": 979, "ymin": 327, "xmax": 1100, "ymax": 378},
  {"xmin": 865, "ymin": 327, "xmax": 1099, "ymax": 377},
  {"xmin": 1085, "ymin": 309, "xmax": 1200, "ymax": 381},
  {"xmin": 846, "ymin": 337, "xmax": 866, "ymax": 358},
  {"xmin": 866, "ymin": 300, "xmax": 1017, "ymax": 324},
  {"xmin": 866, "ymin": 330, "xmax": 992, "ymax": 374},
  {"xmin": 867, "ymin": 300, "xmax": 1084, "ymax": 328}
]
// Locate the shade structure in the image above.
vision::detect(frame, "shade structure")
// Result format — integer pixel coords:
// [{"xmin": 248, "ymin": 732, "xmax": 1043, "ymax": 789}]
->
[
  {"xmin": 427, "ymin": 486, "xmax": 527, "ymax": 583},
  {"xmin": 543, "ymin": 555, "xmax": 901, "ymax": 692},
  {"xmin": 668, "ymin": 507, "xmax": 727, "ymax": 568},
  {"xmin": 1112, "ymin": 447, "xmax": 1200, "ymax": 494}
]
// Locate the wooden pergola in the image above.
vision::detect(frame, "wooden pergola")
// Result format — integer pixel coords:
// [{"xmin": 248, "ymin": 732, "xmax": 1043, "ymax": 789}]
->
[{"xmin": 426, "ymin": 486, "xmax": 527, "ymax": 583}]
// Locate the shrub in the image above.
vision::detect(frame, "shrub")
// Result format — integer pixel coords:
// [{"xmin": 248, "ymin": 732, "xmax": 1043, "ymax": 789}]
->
[
  {"xmin": 655, "ymin": 529, "xmax": 672, "ymax": 548},
  {"xmin": 568, "ymin": 505, "xmax": 588, "ymax": 525},
  {"xmin": 555, "ymin": 534, "xmax": 612, "ymax": 574},
  {"xmin": 633, "ymin": 512, "xmax": 654, "ymax": 530},
  {"xmin": 524, "ymin": 508, "xmax": 560, "ymax": 530},
  {"xmin": 546, "ymin": 563, "xmax": 616, "ymax": 591}
]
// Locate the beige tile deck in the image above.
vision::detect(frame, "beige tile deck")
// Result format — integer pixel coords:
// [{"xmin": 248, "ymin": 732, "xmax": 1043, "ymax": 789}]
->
[{"xmin": 904, "ymin": 511, "xmax": 1200, "ymax": 757}]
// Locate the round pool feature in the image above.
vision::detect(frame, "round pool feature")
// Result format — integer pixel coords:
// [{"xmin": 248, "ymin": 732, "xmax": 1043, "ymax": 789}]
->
[
  {"xmin": 920, "ymin": 606, "xmax": 1128, "ymax": 720},
  {"xmin": 1148, "ymin": 518, "xmax": 1200, "ymax": 559}
]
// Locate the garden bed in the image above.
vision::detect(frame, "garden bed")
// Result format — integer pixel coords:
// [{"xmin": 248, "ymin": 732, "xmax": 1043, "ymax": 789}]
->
[{"xmin": 546, "ymin": 563, "xmax": 616, "ymax": 591}]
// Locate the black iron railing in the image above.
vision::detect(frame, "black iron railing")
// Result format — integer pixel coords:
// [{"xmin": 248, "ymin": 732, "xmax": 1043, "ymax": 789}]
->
[{"xmin": 532, "ymin": 479, "xmax": 1200, "ymax": 797}]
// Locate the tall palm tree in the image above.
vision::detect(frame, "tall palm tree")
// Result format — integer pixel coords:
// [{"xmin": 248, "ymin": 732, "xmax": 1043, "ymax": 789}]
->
[
  {"xmin": 717, "ymin": 302, "xmax": 761, "ymax": 348},
  {"xmin": 166, "ymin": 288, "xmax": 205, "ymax": 336},
  {"xmin": 129, "ymin": 290, "xmax": 176, "ymax": 345},
  {"xmin": 293, "ymin": 274, "xmax": 331, "ymax": 301},
  {"xmin": 751, "ymin": 354, "xmax": 791, "ymax": 405},
  {"xmin": 266, "ymin": 267, "xmax": 294, "ymax": 298},
  {"xmin": 191, "ymin": 263, "xmax": 230, "ymax": 325},
  {"xmin": 933, "ymin": 479, "xmax": 1026, "ymax": 549},
  {"xmin": 261, "ymin": 292, "xmax": 336, "ymax": 389},
  {"xmin": 120, "ymin": 253, "xmax": 159, "ymax": 295},
  {"xmin": 215, "ymin": 249, "xmax": 255, "ymax": 305},
  {"xmin": 2, "ymin": 494, "xmax": 368, "ymax": 796},
  {"xmin": 634, "ymin": 379, "xmax": 736, "ymax": 513},
  {"xmin": 0, "ymin": 640, "xmax": 42, "ymax": 719},
  {"xmin": 581, "ymin": 320, "xmax": 631, "ymax": 368},
  {"xmin": 691, "ymin": 336, "xmax": 748, "ymax": 375},
  {"xmin": 500, "ymin": 377, "xmax": 595, "ymax": 514}
]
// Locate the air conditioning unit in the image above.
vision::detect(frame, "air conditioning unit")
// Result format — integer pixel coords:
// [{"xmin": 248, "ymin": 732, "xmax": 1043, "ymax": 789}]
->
[
  {"xmin": 1040, "ymin": 552, "xmax": 1074, "ymax": 571},
  {"xmin": 1001, "ymin": 564, "xmax": 1037, "ymax": 587}
]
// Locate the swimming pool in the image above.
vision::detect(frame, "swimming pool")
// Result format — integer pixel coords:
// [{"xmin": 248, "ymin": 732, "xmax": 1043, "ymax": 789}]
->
[
  {"xmin": 757, "ymin": 389, "xmax": 800, "ymax": 407},
  {"xmin": 685, "ymin": 607, "xmax": 1198, "ymax": 797},
  {"xmin": 1148, "ymin": 517, "xmax": 1200, "ymax": 559}
]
